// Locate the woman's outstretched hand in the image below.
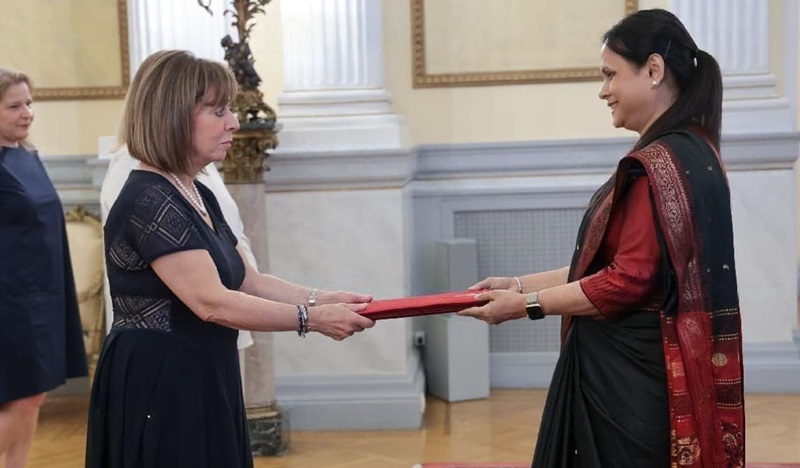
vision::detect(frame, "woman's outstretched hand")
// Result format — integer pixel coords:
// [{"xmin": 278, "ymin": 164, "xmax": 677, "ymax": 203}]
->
[
  {"xmin": 469, "ymin": 276, "xmax": 517, "ymax": 292},
  {"xmin": 308, "ymin": 303, "xmax": 375, "ymax": 341},
  {"xmin": 318, "ymin": 290, "xmax": 373, "ymax": 305},
  {"xmin": 457, "ymin": 290, "xmax": 526, "ymax": 325}
]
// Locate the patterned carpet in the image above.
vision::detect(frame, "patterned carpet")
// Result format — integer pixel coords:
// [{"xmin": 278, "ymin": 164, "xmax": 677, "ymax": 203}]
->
[{"xmin": 415, "ymin": 463, "xmax": 800, "ymax": 468}]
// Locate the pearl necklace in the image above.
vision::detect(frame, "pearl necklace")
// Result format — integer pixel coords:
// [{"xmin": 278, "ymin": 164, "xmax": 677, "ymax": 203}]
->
[{"xmin": 169, "ymin": 172, "xmax": 207, "ymax": 217}]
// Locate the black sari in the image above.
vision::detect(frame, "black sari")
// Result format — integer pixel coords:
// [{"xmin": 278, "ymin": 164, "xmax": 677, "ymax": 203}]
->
[{"xmin": 531, "ymin": 129, "xmax": 744, "ymax": 468}]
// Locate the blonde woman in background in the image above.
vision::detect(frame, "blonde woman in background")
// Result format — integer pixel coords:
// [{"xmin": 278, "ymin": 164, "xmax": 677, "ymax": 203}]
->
[{"xmin": 0, "ymin": 68, "xmax": 87, "ymax": 468}]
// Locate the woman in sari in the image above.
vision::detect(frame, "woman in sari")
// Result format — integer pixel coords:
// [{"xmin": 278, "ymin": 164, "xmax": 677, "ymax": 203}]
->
[{"xmin": 458, "ymin": 9, "xmax": 744, "ymax": 468}]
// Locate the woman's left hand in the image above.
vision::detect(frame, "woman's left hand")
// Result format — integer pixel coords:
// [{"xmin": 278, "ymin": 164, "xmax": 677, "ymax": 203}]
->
[
  {"xmin": 457, "ymin": 290, "xmax": 526, "ymax": 325},
  {"xmin": 318, "ymin": 290, "xmax": 373, "ymax": 305}
]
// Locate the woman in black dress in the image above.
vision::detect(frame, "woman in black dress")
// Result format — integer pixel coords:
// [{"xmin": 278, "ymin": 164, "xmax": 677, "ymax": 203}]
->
[
  {"xmin": 86, "ymin": 50, "xmax": 376, "ymax": 468},
  {"xmin": 0, "ymin": 69, "xmax": 88, "ymax": 468}
]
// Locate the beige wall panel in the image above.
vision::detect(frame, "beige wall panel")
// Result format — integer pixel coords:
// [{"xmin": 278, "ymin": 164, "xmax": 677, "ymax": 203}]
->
[
  {"xmin": 28, "ymin": 101, "xmax": 124, "ymax": 156},
  {"xmin": 19, "ymin": 0, "xmax": 282, "ymax": 157},
  {"xmin": 385, "ymin": 0, "xmax": 641, "ymax": 144},
  {"xmin": 423, "ymin": 0, "xmax": 629, "ymax": 75},
  {"xmin": 249, "ymin": 0, "xmax": 285, "ymax": 112},
  {"xmin": 383, "ymin": 0, "xmax": 708, "ymax": 145},
  {"xmin": 0, "ymin": 0, "xmax": 127, "ymax": 154},
  {"xmin": 769, "ymin": 0, "xmax": 787, "ymax": 99},
  {"xmin": 0, "ymin": 0, "xmax": 122, "ymax": 89}
]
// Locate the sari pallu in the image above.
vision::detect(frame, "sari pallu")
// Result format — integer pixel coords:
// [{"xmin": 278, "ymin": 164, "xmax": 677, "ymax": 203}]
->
[{"xmin": 557, "ymin": 129, "xmax": 744, "ymax": 468}]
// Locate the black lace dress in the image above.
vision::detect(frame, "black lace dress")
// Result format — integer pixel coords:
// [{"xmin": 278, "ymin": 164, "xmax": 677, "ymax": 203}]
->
[{"xmin": 86, "ymin": 170, "xmax": 252, "ymax": 468}]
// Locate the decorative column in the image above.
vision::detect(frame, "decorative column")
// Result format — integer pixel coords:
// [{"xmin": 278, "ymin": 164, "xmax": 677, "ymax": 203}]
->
[
  {"xmin": 127, "ymin": 0, "xmax": 235, "ymax": 71},
  {"xmin": 277, "ymin": 0, "xmax": 405, "ymax": 149},
  {"xmin": 264, "ymin": 0, "xmax": 422, "ymax": 430},
  {"xmin": 225, "ymin": 166, "xmax": 284, "ymax": 456},
  {"xmin": 672, "ymin": 0, "xmax": 795, "ymax": 133}
]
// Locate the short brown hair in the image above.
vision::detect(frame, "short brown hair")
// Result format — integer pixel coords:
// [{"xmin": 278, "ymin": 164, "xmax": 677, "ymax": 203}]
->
[
  {"xmin": 120, "ymin": 50, "xmax": 238, "ymax": 174},
  {"xmin": 0, "ymin": 68, "xmax": 35, "ymax": 150}
]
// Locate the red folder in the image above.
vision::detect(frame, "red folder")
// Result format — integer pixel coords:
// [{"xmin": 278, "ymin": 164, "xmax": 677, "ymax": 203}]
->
[{"xmin": 360, "ymin": 290, "xmax": 489, "ymax": 320}]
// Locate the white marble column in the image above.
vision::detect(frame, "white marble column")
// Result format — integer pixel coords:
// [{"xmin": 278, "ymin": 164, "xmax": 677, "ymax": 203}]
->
[
  {"xmin": 277, "ymin": 0, "xmax": 405, "ymax": 149},
  {"xmin": 127, "ymin": 0, "xmax": 235, "ymax": 73},
  {"xmin": 671, "ymin": 0, "xmax": 796, "ymax": 133},
  {"xmin": 264, "ymin": 0, "xmax": 421, "ymax": 430}
]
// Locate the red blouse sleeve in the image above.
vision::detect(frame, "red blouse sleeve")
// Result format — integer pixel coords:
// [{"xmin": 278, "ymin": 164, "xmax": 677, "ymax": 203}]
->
[{"xmin": 579, "ymin": 176, "xmax": 661, "ymax": 318}]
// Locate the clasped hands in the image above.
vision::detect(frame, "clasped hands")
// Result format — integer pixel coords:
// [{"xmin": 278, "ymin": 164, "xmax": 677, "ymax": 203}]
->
[{"xmin": 308, "ymin": 276, "xmax": 531, "ymax": 340}]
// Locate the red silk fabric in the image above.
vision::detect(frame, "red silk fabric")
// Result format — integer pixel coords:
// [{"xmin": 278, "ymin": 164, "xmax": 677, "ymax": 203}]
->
[{"xmin": 580, "ymin": 176, "xmax": 663, "ymax": 317}]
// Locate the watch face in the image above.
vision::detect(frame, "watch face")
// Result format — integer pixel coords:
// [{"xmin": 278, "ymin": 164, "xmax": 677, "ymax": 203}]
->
[
  {"xmin": 526, "ymin": 303, "xmax": 545, "ymax": 320},
  {"xmin": 525, "ymin": 292, "xmax": 544, "ymax": 320}
]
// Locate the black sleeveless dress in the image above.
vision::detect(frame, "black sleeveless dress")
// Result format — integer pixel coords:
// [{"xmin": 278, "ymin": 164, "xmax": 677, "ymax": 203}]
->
[
  {"xmin": 86, "ymin": 170, "xmax": 252, "ymax": 468},
  {"xmin": 0, "ymin": 146, "xmax": 87, "ymax": 404}
]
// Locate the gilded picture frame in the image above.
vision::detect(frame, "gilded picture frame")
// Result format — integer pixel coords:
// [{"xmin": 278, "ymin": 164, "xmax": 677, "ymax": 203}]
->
[
  {"xmin": 0, "ymin": 0, "xmax": 130, "ymax": 101},
  {"xmin": 412, "ymin": 0, "xmax": 638, "ymax": 88}
]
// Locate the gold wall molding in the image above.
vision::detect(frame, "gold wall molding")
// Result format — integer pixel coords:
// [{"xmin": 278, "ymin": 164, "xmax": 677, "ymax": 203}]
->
[{"xmin": 411, "ymin": 0, "xmax": 637, "ymax": 88}]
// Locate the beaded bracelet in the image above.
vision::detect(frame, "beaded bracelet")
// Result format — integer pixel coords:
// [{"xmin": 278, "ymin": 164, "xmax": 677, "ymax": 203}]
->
[{"xmin": 296, "ymin": 304, "xmax": 309, "ymax": 338}]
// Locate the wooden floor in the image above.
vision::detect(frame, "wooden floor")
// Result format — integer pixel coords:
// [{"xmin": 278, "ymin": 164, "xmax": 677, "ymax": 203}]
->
[{"xmin": 27, "ymin": 389, "xmax": 800, "ymax": 468}]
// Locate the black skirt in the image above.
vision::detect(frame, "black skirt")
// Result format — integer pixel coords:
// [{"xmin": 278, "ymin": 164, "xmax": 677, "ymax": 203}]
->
[
  {"xmin": 86, "ymin": 329, "xmax": 252, "ymax": 468},
  {"xmin": 532, "ymin": 312, "xmax": 670, "ymax": 468}
]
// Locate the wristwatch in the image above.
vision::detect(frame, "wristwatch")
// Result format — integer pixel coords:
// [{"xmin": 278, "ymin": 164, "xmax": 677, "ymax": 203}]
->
[{"xmin": 525, "ymin": 292, "xmax": 545, "ymax": 320}]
